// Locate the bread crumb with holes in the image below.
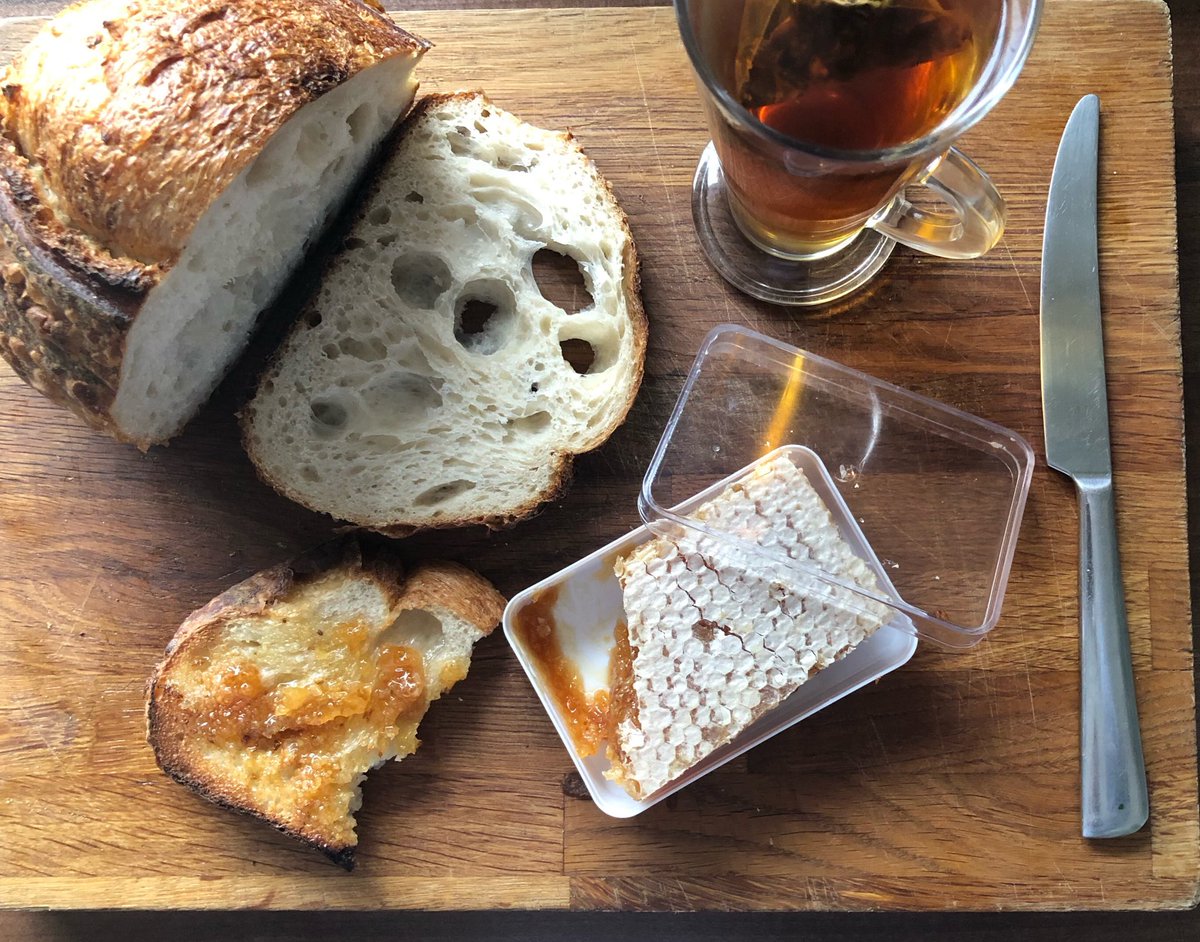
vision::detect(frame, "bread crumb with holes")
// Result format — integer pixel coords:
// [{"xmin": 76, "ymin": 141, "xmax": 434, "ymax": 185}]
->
[{"xmin": 243, "ymin": 91, "xmax": 647, "ymax": 534}]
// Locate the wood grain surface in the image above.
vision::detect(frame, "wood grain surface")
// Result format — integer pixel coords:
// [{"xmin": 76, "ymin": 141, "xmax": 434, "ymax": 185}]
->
[{"xmin": 0, "ymin": 0, "xmax": 1195, "ymax": 914}]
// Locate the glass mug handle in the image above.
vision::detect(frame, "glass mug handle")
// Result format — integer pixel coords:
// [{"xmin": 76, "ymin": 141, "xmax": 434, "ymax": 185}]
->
[{"xmin": 868, "ymin": 148, "xmax": 1006, "ymax": 260}]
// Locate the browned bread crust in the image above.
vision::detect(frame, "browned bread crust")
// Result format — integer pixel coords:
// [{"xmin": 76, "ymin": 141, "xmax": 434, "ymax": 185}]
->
[
  {"xmin": 0, "ymin": 0, "xmax": 428, "ymax": 444},
  {"xmin": 0, "ymin": 205, "xmax": 137, "ymax": 431},
  {"xmin": 1, "ymin": 0, "xmax": 426, "ymax": 266},
  {"xmin": 146, "ymin": 536, "xmax": 504, "ymax": 868}
]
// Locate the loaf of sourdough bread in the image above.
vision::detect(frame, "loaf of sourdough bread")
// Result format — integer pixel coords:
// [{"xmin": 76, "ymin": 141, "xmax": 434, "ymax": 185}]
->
[
  {"xmin": 242, "ymin": 92, "xmax": 646, "ymax": 534},
  {"xmin": 606, "ymin": 454, "xmax": 892, "ymax": 800},
  {"xmin": 0, "ymin": 0, "xmax": 428, "ymax": 446},
  {"xmin": 146, "ymin": 536, "xmax": 504, "ymax": 868}
]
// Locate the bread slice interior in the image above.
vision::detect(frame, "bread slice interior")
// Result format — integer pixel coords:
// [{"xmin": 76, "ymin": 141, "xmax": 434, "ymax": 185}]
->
[
  {"xmin": 114, "ymin": 55, "xmax": 420, "ymax": 443},
  {"xmin": 147, "ymin": 540, "xmax": 503, "ymax": 867},
  {"xmin": 243, "ymin": 91, "xmax": 646, "ymax": 532}
]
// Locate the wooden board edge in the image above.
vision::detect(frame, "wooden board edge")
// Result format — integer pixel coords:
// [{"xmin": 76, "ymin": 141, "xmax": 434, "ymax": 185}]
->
[
  {"xmin": 1119, "ymin": 2, "xmax": 1200, "ymax": 898},
  {"xmin": 0, "ymin": 876, "xmax": 574, "ymax": 911},
  {"xmin": 563, "ymin": 875, "xmax": 1200, "ymax": 913},
  {"xmin": 0, "ymin": 873, "xmax": 1196, "ymax": 913}
]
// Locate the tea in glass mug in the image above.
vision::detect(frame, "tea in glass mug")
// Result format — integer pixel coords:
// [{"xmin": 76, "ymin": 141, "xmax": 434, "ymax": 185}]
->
[{"xmin": 676, "ymin": 0, "xmax": 1042, "ymax": 305}]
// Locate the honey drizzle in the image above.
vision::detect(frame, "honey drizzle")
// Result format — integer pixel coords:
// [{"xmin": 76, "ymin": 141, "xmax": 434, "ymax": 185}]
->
[
  {"xmin": 179, "ymin": 617, "xmax": 431, "ymax": 841},
  {"xmin": 194, "ymin": 632, "xmax": 426, "ymax": 750},
  {"xmin": 512, "ymin": 586, "xmax": 618, "ymax": 757},
  {"xmin": 606, "ymin": 620, "xmax": 638, "ymax": 744}
]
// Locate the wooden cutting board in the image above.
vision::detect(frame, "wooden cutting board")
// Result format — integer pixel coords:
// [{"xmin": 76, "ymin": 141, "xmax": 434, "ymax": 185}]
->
[{"xmin": 0, "ymin": 1, "xmax": 1194, "ymax": 912}]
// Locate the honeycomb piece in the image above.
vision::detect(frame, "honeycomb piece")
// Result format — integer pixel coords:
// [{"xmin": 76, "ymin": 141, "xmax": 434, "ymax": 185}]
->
[{"xmin": 606, "ymin": 453, "xmax": 892, "ymax": 799}]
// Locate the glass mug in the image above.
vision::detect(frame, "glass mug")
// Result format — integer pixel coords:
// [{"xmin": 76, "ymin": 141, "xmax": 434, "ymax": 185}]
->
[{"xmin": 675, "ymin": 0, "xmax": 1043, "ymax": 305}]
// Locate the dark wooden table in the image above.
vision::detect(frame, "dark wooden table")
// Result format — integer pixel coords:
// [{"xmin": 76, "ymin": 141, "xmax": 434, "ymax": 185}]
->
[{"xmin": 1, "ymin": 0, "xmax": 1197, "ymax": 938}]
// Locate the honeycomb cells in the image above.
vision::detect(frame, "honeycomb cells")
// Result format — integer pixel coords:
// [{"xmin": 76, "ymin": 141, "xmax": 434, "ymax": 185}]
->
[{"xmin": 610, "ymin": 454, "xmax": 892, "ymax": 798}]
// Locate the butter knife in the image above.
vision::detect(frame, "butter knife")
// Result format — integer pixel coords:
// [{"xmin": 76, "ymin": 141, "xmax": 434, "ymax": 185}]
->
[{"xmin": 1041, "ymin": 94, "xmax": 1148, "ymax": 839}]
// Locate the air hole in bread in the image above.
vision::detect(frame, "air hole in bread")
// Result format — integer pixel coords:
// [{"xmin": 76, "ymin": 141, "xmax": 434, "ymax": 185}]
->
[
  {"xmin": 560, "ymin": 323, "xmax": 619, "ymax": 375},
  {"xmin": 346, "ymin": 103, "xmax": 374, "ymax": 143},
  {"xmin": 474, "ymin": 119, "xmax": 488, "ymax": 134},
  {"xmin": 360, "ymin": 371, "xmax": 443, "ymax": 420},
  {"xmin": 310, "ymin": 397, "xmax": 349, "ymax": 435},
  {"xmin": 405, "ymin": 191, "xmax": 424, "ymax": 203},
  {"xmin": 513, "ymin": 411, "xmax": 552, "ymax": 434},
  {"xmin": 344, "ymin": 236, "xmax": 367, "ymax": 250},
  {"xmin": 377, "ymin": 233, "xmax": 397, "ymax": 247},
  {"xmin": 440, "ymin": 203, "xmax": 478, "ymax": 225},
  {"xmin": 300, "ymin": 465, "xmax": 320, "ymax": 482},
  {"xmin": 489, "ymin": 148, "xmax": 531, "ymax": 172},
  {"xmin": 337, "ymin": 336, "xmax": 388, "ymax": 362},
  {"xmin": 360, "ymin": 434, "xmax": 404, "ymax": 449},
  {"xmin": 390, "ymin": 253, "xmax": 452, "ymax": 308},
  {"xmin": 243, "ymin": 149, "xmax": 282, "ymax": 188},
  {"xmin": 457, "ymin": 299, "xmax": 495, "ymax": 338},
  {"xmin": 453, "ymin": 280, "xmax": 516, "ymax": 355},
  {"xmin": 368, "ymin": 205, "xmax": 391, "ymax": 226},
  {"xmin": 414, "ymin": 479, "xmax": 476, "ymax": 506},
  {"xmin": 532, "ymin": 248, "xmax": 591, "ymax": 315},
  {"xmin": 392, "ymin": 345, "xmax": 433, "ymax": 375},
  {"xmin": 305, "ymin": 311, "xmax": 323, "ymax": 328},
  {"xmin": 468, "ymin": 182, "xmax": 546, "ymax": 237},
  {"xmin": 295, "ymin": 124, "xmax": 332, "ymax": 169},
  {"xmin": 379, "ymin": 608, "xmax": 444, "ymax": 651},
  {"xmin": 560, "ymin": 338, "xmax": 596, "ymax": 374}
]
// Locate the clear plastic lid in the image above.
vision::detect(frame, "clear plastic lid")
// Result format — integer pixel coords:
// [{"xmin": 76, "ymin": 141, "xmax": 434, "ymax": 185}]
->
[{"xmin": 638, "ymin": 325, "xmax": 1035, "ymax": 649}]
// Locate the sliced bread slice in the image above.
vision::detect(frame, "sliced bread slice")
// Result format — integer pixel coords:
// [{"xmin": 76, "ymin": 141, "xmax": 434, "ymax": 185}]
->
[
  {"xmin": 606, "ymin": 454, "xmax": 892, "ymax": 800},
  {"xmin": 0, "ymin": 0, "xmax": 428, "ymax": 446},
  {"xmin": 242, "ymin": 91, "xmax": 646, "ymax": 534},
  {"xmin": 146, "ymin": 536, "xmax": 504, "ymax": 868}
]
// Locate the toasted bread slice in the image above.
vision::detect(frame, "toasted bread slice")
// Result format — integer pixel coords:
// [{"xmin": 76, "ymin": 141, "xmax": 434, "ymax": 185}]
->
[
  {"xmin": 242, "ymin": 91, "xmax": 646, "ymax": 534},
  {"xmin": 606, "ymin": 454, "xmax": 892, "ymax": 799},
  {"xmin": 146, "ymin": 537, "xmax": 503, "ymax": 868}
]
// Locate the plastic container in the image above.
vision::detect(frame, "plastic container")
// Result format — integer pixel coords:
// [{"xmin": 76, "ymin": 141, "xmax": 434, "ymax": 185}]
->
[
  {"xmin": 505, "ymin": 445, "xmax": 918, "ymax": 816},
  {"xmin": 642, "ymin": 325, "xmax": 1035, "ymax": 648},
  {"xmin": 503, "ymin": 324, "xmax": 1034, "ymax": 815}
]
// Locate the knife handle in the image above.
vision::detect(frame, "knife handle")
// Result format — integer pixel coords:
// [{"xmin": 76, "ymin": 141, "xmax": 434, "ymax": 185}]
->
[{"xmin": 1076, "ymin": 474, "xmax": 1149, "ymax": 838}]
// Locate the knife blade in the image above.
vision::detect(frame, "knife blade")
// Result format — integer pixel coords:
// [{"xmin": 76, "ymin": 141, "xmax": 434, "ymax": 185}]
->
[{"xmin": 1040, "ymin": 94, "xmax": 1148, "ymax": 839}]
